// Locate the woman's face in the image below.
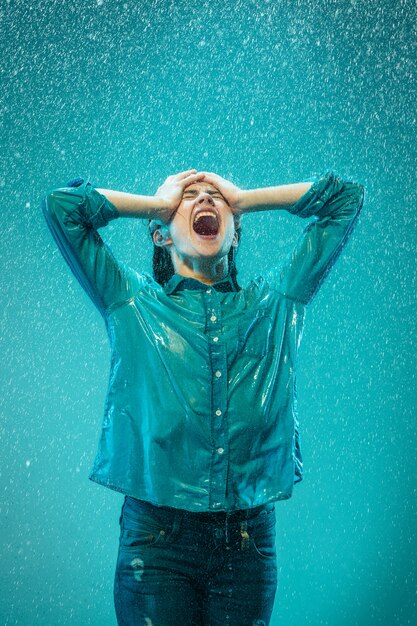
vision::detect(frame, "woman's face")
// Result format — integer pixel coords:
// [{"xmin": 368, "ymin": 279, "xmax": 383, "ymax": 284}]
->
[{"xmin": 153, "ymin": 182, "xmax": 238, "ymax": 267}]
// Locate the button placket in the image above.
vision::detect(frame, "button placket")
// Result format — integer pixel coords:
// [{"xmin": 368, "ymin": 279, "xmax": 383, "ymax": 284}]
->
[{"xmin": 205, "ymin": 289, "xmax": 229, "ymax": 510}]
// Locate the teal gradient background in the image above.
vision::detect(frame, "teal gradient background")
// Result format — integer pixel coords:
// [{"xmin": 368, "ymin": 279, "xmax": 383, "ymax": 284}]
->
[{"xmin": 1, "ymin": 0, "xmax": 415, "ymax": 624}]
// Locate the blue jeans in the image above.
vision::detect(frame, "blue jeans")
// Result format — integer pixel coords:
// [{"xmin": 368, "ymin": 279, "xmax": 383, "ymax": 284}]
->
[{"xmin": 114, "ymin": 496, "xmax": 278, "ymax": 625}]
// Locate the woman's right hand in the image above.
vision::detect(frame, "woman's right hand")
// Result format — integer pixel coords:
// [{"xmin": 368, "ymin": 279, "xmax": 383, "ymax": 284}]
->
[{"xmin": 153, "ymin": 169, "xmax": 205, "ymax": 223}]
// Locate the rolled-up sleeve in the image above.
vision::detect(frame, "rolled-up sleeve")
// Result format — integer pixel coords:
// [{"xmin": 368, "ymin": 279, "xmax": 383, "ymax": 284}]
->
[
  {"xmin": 267, "ymin": 171, "xmax": 365, "ymax": 306},
  {"xmin": 42, "ymin": 178, "xmax": 139, "ymax": 315}
]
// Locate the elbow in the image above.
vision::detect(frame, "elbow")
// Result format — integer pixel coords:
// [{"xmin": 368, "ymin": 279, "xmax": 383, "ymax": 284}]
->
[
  {"xmin": 42, "ymin": 181, "xmax": 86, "ymax": 216},
  {"xmin": 42, "ymin": 188, "xmax": 65, "ymax": 220},
  {"xmin": 42, "ymin": 190, "xmax": 57, "ymax": 219},
  {"xmin": 41, "ymin": 187, "xmax": 76, "ymax": 227},
  {"xmin": 353, "ymin": 182, "xmax": 365, "ymax": 216},
  {"xmin": 354, "ymin": 181, "xmax": 365, "ymax": 199},
  {"xmin": 343, "ymin": 180, "xmax": 365, "ymax": 217}
]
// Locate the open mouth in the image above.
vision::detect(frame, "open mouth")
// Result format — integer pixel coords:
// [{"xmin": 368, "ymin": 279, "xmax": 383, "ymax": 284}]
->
[{"xmin": 192, "ymin": 212, "xmax": 220, "ymax": 237}]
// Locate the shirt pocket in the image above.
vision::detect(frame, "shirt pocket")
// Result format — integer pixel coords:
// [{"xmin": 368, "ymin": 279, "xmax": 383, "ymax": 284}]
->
[{"xmin": 238, "ymin": 308, "xmax": 273, "ymax": 358}]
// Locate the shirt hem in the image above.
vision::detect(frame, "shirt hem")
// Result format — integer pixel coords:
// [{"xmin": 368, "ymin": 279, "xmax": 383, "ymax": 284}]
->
[{"xmin": 88, "ymin": 473, "xmax": 300, "ymax": 511}]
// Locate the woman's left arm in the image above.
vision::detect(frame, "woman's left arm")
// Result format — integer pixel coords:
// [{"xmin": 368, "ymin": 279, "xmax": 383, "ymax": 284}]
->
[
  {"xmin": 200, "ymin": 172, "xmax": 314, "ymax": 213},
  {"xmin": 202, "ymin": 171, "xmax": 365, "ymax": 306},
  {"xmin": 238, "ymin": 181, "xmax": 315, "ymax": 212},
  {"xmin": 266, "ymin": 172, "xmax": 365, "ymax": 305}
]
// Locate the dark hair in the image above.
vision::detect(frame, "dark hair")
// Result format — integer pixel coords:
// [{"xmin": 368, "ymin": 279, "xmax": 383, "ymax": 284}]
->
[{"xmin": 148, "ymin": 217, "xmax": 242, "ymax": 290}]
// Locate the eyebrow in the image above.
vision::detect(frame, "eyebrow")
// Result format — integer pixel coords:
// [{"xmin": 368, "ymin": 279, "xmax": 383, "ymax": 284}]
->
[{"xmin": 182, "ymin": 189, "xmax": 222, "ymax": 196}]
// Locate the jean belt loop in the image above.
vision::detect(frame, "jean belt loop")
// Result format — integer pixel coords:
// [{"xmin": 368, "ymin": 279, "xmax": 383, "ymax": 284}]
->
[
  {"xmin": 240, "ymin": 520, "xmax": 250, "ymax": 550},
  {"xmin": 172, "ymin": 507, "xmax": 183, "ymax": 535},
  {"xmin": 225, "ymin": 512, "xmax": 230, "ymax": 544}
]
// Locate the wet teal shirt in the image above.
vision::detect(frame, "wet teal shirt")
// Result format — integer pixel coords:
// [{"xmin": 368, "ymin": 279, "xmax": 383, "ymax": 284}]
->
[{"xmin": 42, "ymin": 172, "xmax": 364, "ymax": 512}]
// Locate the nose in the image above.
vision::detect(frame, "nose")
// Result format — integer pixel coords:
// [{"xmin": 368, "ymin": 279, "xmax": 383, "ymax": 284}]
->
[{"xmin": 197, "ymin": 193, "xmax": 214, "ymax": 205}]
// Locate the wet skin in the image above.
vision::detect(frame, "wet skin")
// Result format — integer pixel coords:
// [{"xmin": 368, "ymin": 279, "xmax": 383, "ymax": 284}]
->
[{"xmin": 152, "ymin": 182, "xmax": 239, "ymax": 284}]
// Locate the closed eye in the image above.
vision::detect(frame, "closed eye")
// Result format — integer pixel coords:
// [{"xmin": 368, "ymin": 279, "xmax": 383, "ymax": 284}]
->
[{"xmin": 183, "ymin": 191, "xmax": 223, "ymax": 199}]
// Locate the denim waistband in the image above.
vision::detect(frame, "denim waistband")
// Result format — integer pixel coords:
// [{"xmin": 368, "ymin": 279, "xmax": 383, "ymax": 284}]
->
[
  {"xmin": 193, "ymin": 502, "xmax": 275, "ymax": 523},
  {"xmin": 124, "ymin": 497, "xmax": 275, "ymax": 525}
]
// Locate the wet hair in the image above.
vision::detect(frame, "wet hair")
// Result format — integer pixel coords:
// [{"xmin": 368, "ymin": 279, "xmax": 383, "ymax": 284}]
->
[{"xmin": 148, "ymin": 216, "xmax": 242, "ymax": 290}]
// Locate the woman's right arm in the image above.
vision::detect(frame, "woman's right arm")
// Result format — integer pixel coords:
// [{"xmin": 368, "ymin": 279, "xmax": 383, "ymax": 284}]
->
[
  {"xmin": 97, "ymin": 169, "xmax": 205, "ymax": 219},
  {"xmin": 42, "ymin": 170, "xmax": 205, "ymax": 315},
  {"xmin": 42, "ymin": 178, "xmax": 143, "ymax": 316},
  {"xmin": 95, "ymin": 188, "xmax": 169, "ymax": 218}
]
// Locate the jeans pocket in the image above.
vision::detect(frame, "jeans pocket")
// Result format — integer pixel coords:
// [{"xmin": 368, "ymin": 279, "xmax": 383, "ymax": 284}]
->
[
  {"xmin": 119, "ymin": 498, "xmax": 170, "ymax": 549},
  {"xmin": 120, "ymin": 526, "xmax": 163, "ymax": 549},
  {"xmin": 248, "ymin": 511, "xmax": 277, "ymax": 560}
]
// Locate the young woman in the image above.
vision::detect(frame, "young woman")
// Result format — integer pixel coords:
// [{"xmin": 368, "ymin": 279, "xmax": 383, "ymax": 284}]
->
[{"xmin": 42, "ymin": 168, "xmax": 364, "ymax": 626}]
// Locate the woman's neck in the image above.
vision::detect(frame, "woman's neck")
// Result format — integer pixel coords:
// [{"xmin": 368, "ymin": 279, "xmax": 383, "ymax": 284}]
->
[{"xmin": 172, "ymin": 256, "xmax": 229, "ymax": 285}]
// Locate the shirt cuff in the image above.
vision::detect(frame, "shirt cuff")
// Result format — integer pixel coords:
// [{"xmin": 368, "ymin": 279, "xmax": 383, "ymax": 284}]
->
[
  {"xmin": 286, "ymin": 171, "xmax": 342, "ymax": 219},
  {"xmin": 63, "ymin": 177, "xmax": 119, "ymax": 228}
]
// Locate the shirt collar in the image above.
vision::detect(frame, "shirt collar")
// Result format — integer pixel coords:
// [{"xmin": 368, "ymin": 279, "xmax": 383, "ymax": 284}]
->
[{"xmin": 164, "ymin": 271, "xmax": 239, "ymax": 295}]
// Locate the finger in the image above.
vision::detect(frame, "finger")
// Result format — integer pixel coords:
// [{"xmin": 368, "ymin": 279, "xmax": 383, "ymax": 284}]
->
[
  {"xmin": 175, "ymin": 169, "xmax": 198, "ymax": 180},
  {"xmin": 180, "ymin": 171, "xmax": 205, "ymax": 187},
  {"xmin": 200, "ymin": 173, "xmax": 221, "ymax": 187},
  {"xmin": 200, "ymin": 171, "xmax": 222, "ymax": 181}
]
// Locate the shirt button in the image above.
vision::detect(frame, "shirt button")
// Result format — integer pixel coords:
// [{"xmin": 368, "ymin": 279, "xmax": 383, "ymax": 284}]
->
[
  {"xmin": 215, "ymin": 370, "xmax": 222, "ymax": 378},
  {"xmin": 217, "ymin": 447, "xmax": 224, "ymax": 454},
  {"xmin": 210, "ymin": 315, "xmax": 217, "ymax": 322},
  {"xmin": 206, "ymin": 289, "xmax": 212, "ymax": 294},
  {"xmin": 213, "ymin": 336, "xmax": 219, "ymax": 342},
  {"xmin": 215, "ymin": 409, "xmax": 222, "ymax": 416}
]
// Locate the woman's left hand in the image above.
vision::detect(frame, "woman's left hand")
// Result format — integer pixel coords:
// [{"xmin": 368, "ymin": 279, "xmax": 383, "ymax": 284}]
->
[{"xmin": 200, "ymin": 172, "xmax": 244, "ymax": 215}]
